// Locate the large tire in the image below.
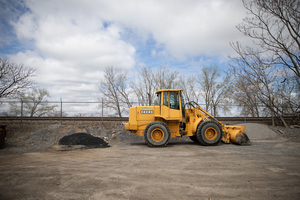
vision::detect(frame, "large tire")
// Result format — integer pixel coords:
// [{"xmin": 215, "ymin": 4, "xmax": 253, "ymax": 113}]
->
[
  {"xmin": 196, "ymin": 121, "xmax": 222, "ymax": 146},
  {"xmin": 144, "ymin": 121, "xmax": 171, "ymax": 147}
]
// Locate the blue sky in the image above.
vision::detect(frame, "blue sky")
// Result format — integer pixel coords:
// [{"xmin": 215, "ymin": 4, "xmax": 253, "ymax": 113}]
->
[{"xmin": 0, "ymin": 0, "xmax": 249, "ymax": 104}]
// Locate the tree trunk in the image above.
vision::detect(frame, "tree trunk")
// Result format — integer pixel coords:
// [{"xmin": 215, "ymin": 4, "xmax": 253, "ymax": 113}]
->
[
  {"xmin": 279, "ymin": 115, "xmax": 289, "ymax": 128},
  {"xmin": 271, "ymin": 111, "xmax": 275, "ymax": 126}
]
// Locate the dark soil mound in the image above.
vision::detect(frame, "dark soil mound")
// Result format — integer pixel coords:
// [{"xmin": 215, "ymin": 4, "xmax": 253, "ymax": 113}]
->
[{"xmin": 59, "ymin": 133, "xmax": 109, "ymax": 148}]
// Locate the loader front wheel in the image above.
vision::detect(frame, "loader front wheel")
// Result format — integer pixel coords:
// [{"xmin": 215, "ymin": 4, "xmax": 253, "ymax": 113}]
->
[
  {"xmin": 196, "ymin": 121, "xmax": 222, "ymax": 146},
  {"xmin": 144, "ymin": 121, "xmax": 170, "ymax": 147}
]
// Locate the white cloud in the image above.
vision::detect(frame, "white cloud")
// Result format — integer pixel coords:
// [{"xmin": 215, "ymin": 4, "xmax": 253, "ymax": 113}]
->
[
  {"xmin": 9, "ymin": 0, "xmax": 137, "ymax": 103},
  {"xmin": 14, "ymin": 0, "xmax": 247, "ymax": 60},
  {"xmin": 12, "ymin": 3, "xmax": 136, "ymax": 69},
  {"xmin": 84, "ymin": 0, "xmax": 247, "ymax": 58},
  {"xmin": 8, "ymin": 50, "xmax": 105, "ymax": 102},
  {"xmin": 6, "ymin": 0, "xmax": 250, "ymax": 114}
]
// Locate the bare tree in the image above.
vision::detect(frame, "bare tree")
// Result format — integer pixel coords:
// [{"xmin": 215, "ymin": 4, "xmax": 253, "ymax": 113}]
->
[
  {"xmin": 178, "ymin": 75, "xmax": 199, "ymax": 103},
  {"xmin": 237, "ymin": 0, "xmax": 300, "ymax": 81},
  {"xmin": 130, "ymin": 66, "xmax": 179, "ymax": 106},
  {"xmin": 197, "ymin": 66, "xmax": 231, "ymax": 116},
  {"xmin": 210, "ymin": 76, "xmax": 232, "ymax": 117},
  {"xmin": 198, "ymin": 66, "xmax": 218, "ymax": 112},
  {"xmin": 130, "ymin": 66, "xmax": 156, "ymax": 106},
  {"xmin": 0, "ymin": 58, "xmax": 35, "ymax": 99},
  {"xmin": 117, "ymin": 72, "xmax": 132, "ymax": 108},
  {"xmin": 98, "ymin": 67, "xmax": 131, "ymax": 117},
  {"xmin": 9, "ymin": 88, "xmax": 57, "ymax": 117},
  {"xmin": 229, "ymin": 0, "xmax": 300, "ymax": 126},
  {"xmin": 230, "ymin": 43, "xmax": 298, "ymax": 126},
  {"xmin": 153, "ymin": 66, "xmax": 179, "ymax": 90},
  {"xmin": 232, "ymin": 76, "xmax": 261, "ymax": 117}
]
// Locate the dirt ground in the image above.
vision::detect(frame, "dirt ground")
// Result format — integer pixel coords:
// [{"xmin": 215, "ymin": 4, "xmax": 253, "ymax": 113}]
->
[{"xmin": 0, "ymin": 122, "xmax": 299, "ymax": 200}]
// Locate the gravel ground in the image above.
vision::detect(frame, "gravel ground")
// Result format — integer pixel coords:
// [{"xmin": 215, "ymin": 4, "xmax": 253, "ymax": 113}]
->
[
  {"xmin": 0, "ymin": 121, "xmax": 299, "ymax": 200},
  {"xmin": 269, "ymin": 126, "xmax": 300, "ymax": 142}
]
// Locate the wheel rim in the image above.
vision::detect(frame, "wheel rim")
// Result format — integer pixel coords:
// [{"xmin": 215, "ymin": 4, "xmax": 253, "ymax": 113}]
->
[
  {"xmin": 151, "ymin": 128, "xmax": 164, "ymax": 142},
  {"xmin": 204, "ymin": 127, "xmax": 217, "ymax": 140}
]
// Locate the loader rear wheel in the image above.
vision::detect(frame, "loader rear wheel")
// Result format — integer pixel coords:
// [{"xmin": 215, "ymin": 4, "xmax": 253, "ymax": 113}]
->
[
  {"xmin": 196, "ymin": 121, "xmax": 222, "ymax": 146},
  {"xmin": 144, "ymin": 121, "xmax": 170, "ymax": 147}
]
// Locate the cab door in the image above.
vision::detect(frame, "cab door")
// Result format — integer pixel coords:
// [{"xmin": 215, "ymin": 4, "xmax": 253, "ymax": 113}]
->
[
  {"xmin": 161, "ymin": 91, "xmax": 170, "ymax": 119},
  {"xmin": 161, "ymin": 91, "xmax": 182, "ymax": 120},
  {"xmin": 169, "ymin": 91, "xmax": 181, "ymax": 120}
]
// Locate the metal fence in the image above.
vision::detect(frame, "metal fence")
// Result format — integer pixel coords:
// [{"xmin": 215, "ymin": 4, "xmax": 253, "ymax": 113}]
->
[
  {"xmin": 0, "ymin": 99, "xmax": 131, "ymax": 117},
  {"xmin": 0, "ymin": 99, "xmax": 260, "ymax": 118},
  {"xmin": 0, "ymin": 99, "xmax": 248, "ymax": 117}
]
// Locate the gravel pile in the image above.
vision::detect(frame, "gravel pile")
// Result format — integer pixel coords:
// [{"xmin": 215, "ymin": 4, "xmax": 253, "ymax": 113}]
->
[
  {"xmin": 59, "ymin": 133, "xmax": 109, "ymax": 148},
  {"xmin": 236, "ymin": 122, "xmax": 300, "ymax": 142},
  {"xmin": 239, "ymin": 123, "xmax": 281, "ymax": 140}
]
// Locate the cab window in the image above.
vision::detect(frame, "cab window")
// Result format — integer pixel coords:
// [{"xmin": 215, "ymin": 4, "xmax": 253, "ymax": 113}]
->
[
  {"xmin": 163, "ymin": 92, "xmax": 168, "ymax": 106},
  {"xmin": 170, "ymin": 91, "xmax": 179, "ymax": 110},
  {"xmin": 155, "ymin": 92, "xmax": 161, "ymax": 105},
  {"xmin": 180, "ymin": 91, "xmax": 185, "ymax": 117}
]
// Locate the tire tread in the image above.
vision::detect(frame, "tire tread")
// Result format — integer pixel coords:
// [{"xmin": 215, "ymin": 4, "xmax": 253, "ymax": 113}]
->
[
  {"xmin": 196, "ymin": 120, "xmax": 222, "ymax": 146},
  {"xmin": 144, "ymin": 121, "xmax": 171, "ymax": 148}
]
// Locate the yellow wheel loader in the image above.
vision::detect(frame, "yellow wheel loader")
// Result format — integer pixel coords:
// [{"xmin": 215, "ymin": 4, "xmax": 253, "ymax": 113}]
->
[{"xmin": 125, "ymin": 89, "xmax": 249, "ymax": 147}]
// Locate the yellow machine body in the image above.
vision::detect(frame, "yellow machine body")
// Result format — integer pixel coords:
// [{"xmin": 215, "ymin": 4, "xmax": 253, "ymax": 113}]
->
[{"xmin": 125, "ymin": 89, "xmax": 249, "ymax": 147}]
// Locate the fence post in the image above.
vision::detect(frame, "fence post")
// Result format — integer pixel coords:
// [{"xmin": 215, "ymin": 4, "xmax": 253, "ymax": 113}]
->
[
  {"xmin": 243, "ymin": 104, "xmax": 246, "ymax": 122},
  {"xmin": 102, "ymin": 98, "xmax": 104, "ymax": 124},
  {"xmin": 60, "ymin": 98, "xmax": 62, "ymax": 125},
  {"xmin": 21, "ymin": 99, "xmax": 23, "ymax": 123}
]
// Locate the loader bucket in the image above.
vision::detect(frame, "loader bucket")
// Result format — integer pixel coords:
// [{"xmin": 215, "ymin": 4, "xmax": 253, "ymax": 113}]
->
[{"xmin": 222, "ymin": 125, "xmax": 250, "ymax": 145}]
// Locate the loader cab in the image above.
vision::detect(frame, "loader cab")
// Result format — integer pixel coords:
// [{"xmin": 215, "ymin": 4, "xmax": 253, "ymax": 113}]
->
[{"xmin": 156, "ymin": 89, "xmax": 185, "ymax": 121}]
